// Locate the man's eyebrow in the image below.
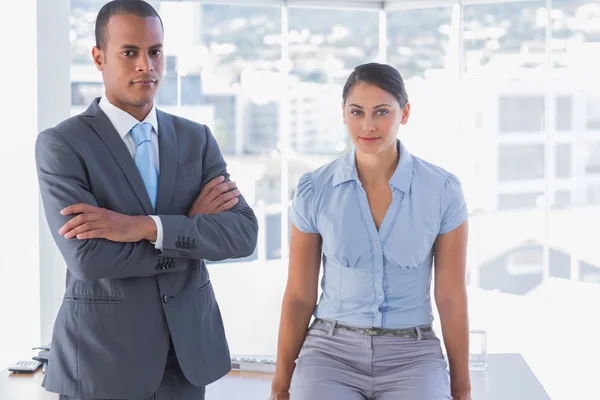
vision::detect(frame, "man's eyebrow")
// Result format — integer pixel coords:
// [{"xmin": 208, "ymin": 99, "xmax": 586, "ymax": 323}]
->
[{"xmin": 120, "ymin": 43, "xmax": 163, "ymax": 50}]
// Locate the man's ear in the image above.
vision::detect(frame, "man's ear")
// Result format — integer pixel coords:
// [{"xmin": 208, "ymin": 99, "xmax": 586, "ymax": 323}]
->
[{"xmin": 92, "ymin": 46, "xmax": 104, "ymax": 71}]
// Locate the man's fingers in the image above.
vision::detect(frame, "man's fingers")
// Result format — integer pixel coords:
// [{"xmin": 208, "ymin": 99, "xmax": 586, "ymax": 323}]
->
[
  {"xmin": 60, "ymin": 203, "xmax": 96, "ymax": 216},
  {"xmin": 207, "ymin": 181, "xmax": 237, "ymax": 202},
  {"xmin": 201, "ymin": 176, "xmax": 225, "ymax": 194},
  {"xmin": 76, "ymin": 229, "xmax": 109, "ymax": 240},
  {"xmin": 218, "ymin": 189, "xmax": 241, "ymax": 204},
  {"xmin": 59, "ymin": 213, "xmax": 95, "ymax": 236},
  {"xmin": 215, "ymin": 197, "xmax": 239, "ymax": 213},
  {"xmin": 64, "ymin": 222, "xmax": 99, "ymax": 239}
]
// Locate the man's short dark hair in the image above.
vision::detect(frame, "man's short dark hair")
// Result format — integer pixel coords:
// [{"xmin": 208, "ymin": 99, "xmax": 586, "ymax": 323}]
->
[{"xmin": 95, "ymin": 0, "xmax": 163, "ymax": 49}]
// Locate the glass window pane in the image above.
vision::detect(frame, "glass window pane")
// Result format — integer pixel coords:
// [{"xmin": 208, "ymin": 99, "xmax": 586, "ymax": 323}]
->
[
  {"xmin": 464, "ymin": 2, "xmax": 546, "ymax": 73},
  {"xmin": 556, "ymin": 96, "xmax": 572, "ymax": 131},
  {"xmin": 498, "ymin": 144, "xmax": 545, "ymax": 181},
  {"xmin": 498, "ymin": 96, "xmax": 545, "ymax": 133},
  {"xmin": 388, "ymin": 7, "xmax": 452, "ymax": 80},
  {"xmin": 498, "ymin": 192, "xmax": 543, "ymax": 210},
  {"xmin": 554, "ymin": 190, "xmax": 571, "ymax": 207},
  {"xmin": 555, "ymin": 143, "xmax": 571, "ymax": 178},
  {"xmin": 585, "ymin": 141, "xmax": 600, "ymax": 174},
  {"xmin": 587, "ymin": 97, "xmax": 600, "ymax": 130}
]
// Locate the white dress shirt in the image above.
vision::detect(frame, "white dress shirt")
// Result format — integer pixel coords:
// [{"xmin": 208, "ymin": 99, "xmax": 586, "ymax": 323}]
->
[{"xmin": 98, "ymin": 97, "xmax": 164, "ymax": 250}]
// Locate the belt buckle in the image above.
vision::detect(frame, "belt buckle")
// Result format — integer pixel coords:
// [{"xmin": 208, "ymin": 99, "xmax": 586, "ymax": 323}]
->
[{"xmin": 364, "ymin": 328, "xmax": 378, "ymax": 336}]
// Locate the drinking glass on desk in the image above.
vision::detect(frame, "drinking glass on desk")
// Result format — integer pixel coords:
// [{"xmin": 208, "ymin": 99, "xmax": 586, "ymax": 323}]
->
[{"xmin": 469, "ymin": 329, "xmax": 488, "ymax": 371}]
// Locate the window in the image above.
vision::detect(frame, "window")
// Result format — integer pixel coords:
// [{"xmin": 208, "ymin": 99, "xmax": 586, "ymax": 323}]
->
[
  {"xmin": 554, "ymin": 190, "xmax": 571, "ymax": 207},
  {"xmin": 464, "ymin": 2, "xmax": 546, "ymax": 74},
  {"xmin": 498, "ymin": 144, "xmax": 545, "ymax": 181},
  {"xmin": 498, "ymin": 192, "xmax": 543, "ymax": 210},
  {"xmin": 587, "ymin": 97, "xmax": 600, "ymax": 130},
  {"xmin": 556, "ymin": 96, "xmax": 572, "ymax": 131},
  {"xmin": 585, "ymin": 142, "xmax": 600, "ymax": 174},
  {"xmin": 588, "ymin": 185, "xmax": 600, "ymax": 204},
  {"xmin": 156, "ymin": 55, "xmax": 178, "ymax": 106},
  {"xmin": 388, "ymin": 7, "xmax": 452, "ymax": 80},
  {"xmin": 555, "ymin": 143, "xmax": 571, "ymax": 178},
  {"xmin": 498, "ymin": 96, "xmax": 545, "ymax": 133},
  {"xmin": 71, "ymin": 82, "xmax": 104, "ymax": 106}
]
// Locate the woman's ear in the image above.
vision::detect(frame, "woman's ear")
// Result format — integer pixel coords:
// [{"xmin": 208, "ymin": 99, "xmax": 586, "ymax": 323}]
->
[
  {"xmin": 400, "ymin": 102, "xmax": 411, "ymax": 125},
  {"xmin": 341, "ymin": 102, "xmax": 347, "ymax": 125}
]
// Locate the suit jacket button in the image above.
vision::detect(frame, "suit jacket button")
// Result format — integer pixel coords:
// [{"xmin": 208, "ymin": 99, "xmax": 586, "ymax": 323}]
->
[{"xmin": 162, "ymin": 295, "xmax": 170, "ymax": 304}]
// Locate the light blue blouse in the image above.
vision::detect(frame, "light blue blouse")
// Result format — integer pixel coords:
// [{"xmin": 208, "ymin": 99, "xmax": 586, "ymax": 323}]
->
[{"xmin": 290, "ymin": 140, "xmax": 468, "ymax": 329}]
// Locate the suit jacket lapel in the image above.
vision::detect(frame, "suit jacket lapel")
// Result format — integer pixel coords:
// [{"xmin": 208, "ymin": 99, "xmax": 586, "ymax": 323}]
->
[
  {"xmin": 84, "ymin": 99, "xmax": 155, "ymax": 215},
  {"xmin": 155, "ymin": 110, "xmax": 177, "ymax": 214}
]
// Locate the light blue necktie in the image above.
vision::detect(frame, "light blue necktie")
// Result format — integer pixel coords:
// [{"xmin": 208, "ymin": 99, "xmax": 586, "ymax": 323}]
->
[{"xmin": 130, "ymin": 122, "xmax": 158, "ymax": 209}]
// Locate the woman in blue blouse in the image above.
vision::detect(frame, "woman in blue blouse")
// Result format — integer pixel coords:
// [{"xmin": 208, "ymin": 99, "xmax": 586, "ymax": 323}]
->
[{"xmin": 271, "ymin": 63, "xmax": 471, "ymax": 400}]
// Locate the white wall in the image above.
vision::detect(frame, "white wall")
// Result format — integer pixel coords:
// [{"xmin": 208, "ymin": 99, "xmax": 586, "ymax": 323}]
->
[
  {"xmin": 37, "ymin": 0, "xmax": 71, "ymax": 346},
  {"xmin": 0, "ymin": 0, "xmax": 70, "ymax": 369}
]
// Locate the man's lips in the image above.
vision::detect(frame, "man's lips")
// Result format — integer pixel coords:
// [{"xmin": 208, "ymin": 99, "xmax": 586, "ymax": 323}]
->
[{"xmin": 133, "ymin": 79, "xmax": 156, "ymax": 84}]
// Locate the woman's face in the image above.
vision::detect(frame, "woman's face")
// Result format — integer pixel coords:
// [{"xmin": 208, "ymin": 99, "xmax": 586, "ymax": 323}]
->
[{"xmin": 342, "ymin": 81, "xmax": 410, "ymax": 155}]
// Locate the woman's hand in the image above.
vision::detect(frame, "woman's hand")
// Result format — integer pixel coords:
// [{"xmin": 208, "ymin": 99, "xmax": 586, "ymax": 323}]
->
[
  {"xmin": 452, "ymin": 391, "xmax": 472, "ymax": 400},
  {"xmin": 269, "ymin": 391, "xmax": 290, "ymax": 400},
  {"xmin": 270, "ymin": 377, "xmax": 291, "ymax": 400}
]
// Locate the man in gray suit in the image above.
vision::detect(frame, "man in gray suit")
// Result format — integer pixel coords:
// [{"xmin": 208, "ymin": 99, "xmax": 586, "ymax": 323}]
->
[{"xmin": 35, "ymin": 1, "xmax": 258, "ymax": 399}]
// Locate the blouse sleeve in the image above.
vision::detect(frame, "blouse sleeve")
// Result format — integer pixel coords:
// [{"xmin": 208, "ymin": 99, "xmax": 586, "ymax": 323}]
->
[
  {"xmin": 439, "ymin": 173, "xmax": 468, "ymax": 235},
  {"xmin": 290, "ymin": 172, "xmax": 319, "ymax": 234}
]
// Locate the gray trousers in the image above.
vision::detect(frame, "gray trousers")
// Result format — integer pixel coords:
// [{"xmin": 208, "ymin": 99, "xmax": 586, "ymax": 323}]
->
[
  {"xmin": 290, "ymin": 320, "xmax": 452, "ymax": 400},
  {"xmin": 59, "ymin": 347, "xmax": 205, "ymax": 400}
]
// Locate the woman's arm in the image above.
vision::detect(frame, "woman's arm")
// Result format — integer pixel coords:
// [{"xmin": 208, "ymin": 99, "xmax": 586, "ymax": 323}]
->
[
  {"xmin": 434, "ymin": 221, "xmax": 471, "ymax": 400},
  {"xmin": 271, "ymin": 224, "xmax": 322, "ymax": 398}
]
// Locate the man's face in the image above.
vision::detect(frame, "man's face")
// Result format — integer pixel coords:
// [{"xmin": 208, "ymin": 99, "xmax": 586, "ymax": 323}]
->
[{"xmin": 93, "ymin": 14, "xmax": 164, "ymax": 112}]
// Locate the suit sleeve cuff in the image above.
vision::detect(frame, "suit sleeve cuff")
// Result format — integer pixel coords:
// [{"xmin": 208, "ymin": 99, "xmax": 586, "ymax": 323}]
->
[{"xmin": 148, "ymin": 215, "xmax": 164, "ymax": 250}]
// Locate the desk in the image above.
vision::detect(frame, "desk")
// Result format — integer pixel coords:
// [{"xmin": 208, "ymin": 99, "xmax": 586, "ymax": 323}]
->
[{"xmin": 1, "ymin": 354, "xmax": 550, "ymax": 400}]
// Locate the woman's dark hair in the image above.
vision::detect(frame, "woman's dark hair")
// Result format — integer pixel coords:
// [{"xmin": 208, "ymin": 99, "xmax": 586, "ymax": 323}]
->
[{"xmin": 342, "ymin": 63, "xmax": 409, "ymax": 108}]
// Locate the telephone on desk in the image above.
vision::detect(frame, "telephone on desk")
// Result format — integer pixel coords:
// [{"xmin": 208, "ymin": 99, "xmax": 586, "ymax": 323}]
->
[{"xmin": 7, "ymin": 344, "xmax": 50, "ymax": 374}]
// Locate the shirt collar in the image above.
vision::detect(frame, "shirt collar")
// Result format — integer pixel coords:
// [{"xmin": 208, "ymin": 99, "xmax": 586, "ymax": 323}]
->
[
  {"xmin": 332, "ymin": 139, "xmax": 414, "ymax": 193},
  {"xmin": 98, "ymin": 96, "xmax": 159, "ymax": 139}
]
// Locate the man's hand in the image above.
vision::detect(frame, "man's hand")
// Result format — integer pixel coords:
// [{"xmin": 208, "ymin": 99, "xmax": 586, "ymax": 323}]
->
[
  {"xmin": 59, "ymin": 204, "xmax": 156, "ymax": 242},
  {"xmin": 188, "ymin": 175, "xmax": 241, "ymax": 217}
]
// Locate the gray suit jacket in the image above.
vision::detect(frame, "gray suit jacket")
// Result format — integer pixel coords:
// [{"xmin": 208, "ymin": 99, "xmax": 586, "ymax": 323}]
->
[{"xmin": 35, "ymin": 98, "xmax": 258, "ymax": 398}]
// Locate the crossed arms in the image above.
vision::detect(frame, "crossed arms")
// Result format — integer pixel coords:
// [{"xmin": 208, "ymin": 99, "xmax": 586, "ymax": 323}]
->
[{"xmin": 35, "ymin": 127, "xmax": 258, "ymax": 281}]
